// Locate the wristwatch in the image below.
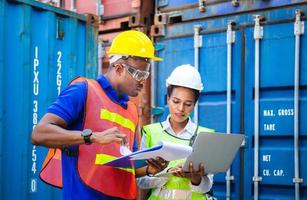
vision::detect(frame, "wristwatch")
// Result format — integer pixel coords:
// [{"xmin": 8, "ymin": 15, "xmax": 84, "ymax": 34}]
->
[{"xmin": 81, "ymin": 129, "xmax": 93, "ymax": 145}]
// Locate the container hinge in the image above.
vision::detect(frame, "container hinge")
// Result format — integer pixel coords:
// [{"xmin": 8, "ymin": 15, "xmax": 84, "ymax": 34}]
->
[
  {"xmin": 225, "ymin": 175, "xmax": 235, "ymax": 181},
  {"xmin": 293, "ymin": 178, "xmax": 304, "ymax": 183},
  {"xmin": 294, "ymin": 10, "xmax": 304, "ymax": 36},
  {"xmin": 227, "ymin": 21, "xmax": 236, "ymax": 44},
  {"xmin": 199, "ymin": 0, "xmax": 206, "ymax": 13},
  {"xmin": 252, "ymin": 176, "xmax": 262, "ymax": 182},
  {"xmin": 194, "ymin": 25, "xmax": 202, "ymax": 48},
  {"xmin": 232, "ymin": 0, "xmax": 239, "ymax": 7},
  {"xmin": 254, "ymin": 15, "xmax": 264, "ymax": 40}
]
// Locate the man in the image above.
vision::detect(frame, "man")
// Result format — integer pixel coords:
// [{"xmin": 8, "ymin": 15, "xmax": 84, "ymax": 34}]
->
[{"xmin": 32, "ymin": 30, "xmax": 165, "ymax": 200}]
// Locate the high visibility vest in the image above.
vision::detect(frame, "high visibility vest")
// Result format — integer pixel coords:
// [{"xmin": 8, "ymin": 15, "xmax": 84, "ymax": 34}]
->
[
  {"xmin": 40, "ymin": 77, "xmax": 138, "ymax": 199},
  {"xmin": 142, "ymin": 123, "xmax": 214, "ymax": 200}
]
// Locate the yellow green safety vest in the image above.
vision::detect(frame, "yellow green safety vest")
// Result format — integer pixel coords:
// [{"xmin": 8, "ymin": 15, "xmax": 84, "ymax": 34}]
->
[{"xmin": 142, "ymin": 123, "xmax": 214, "ymax": 200}]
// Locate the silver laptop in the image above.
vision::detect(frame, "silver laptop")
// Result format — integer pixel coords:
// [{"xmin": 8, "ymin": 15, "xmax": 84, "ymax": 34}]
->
[{"xmin": 183, "ymin": 132, "xmax": 245, "ymax": 174}]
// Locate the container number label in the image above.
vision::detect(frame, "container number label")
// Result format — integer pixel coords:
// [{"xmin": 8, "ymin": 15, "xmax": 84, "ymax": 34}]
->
[
  {"xmin": 57, "ymin": 51, "xmax": 62, "ymax": 95},
  {"xmin": 262, "ymin": 108, "xmax": 294, "ymax": 133},
  {"xmin": 31, "ymin": 46, "xmax": 39, "ymax": 192},
  {"xmin": 262, "ymin": 169, "xmax": 285, "ymax": 177},
  {"xmin": 31, "ymin": 178, "xmax": 37, "ymax": 193},
  {"xmin": 278, "ymin": 108, "xmax": 294, "ymax": 116},
  {"xmin": 32, "ymin": 146, "xmax": 37, "ymax": 174}
]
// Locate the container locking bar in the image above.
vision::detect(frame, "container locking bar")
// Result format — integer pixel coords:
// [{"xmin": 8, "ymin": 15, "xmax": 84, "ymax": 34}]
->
[
  {"xmin": 193, "ymin": 25, "xmax": 202, "ymax": 124},
  {"xmin": 253, "ymin": 15, "xmax": 264, "ymax": 200},
  {"xmin": 226, "ymin": 20, "xmax": 236, "ymax": 200},
  {"xmin": 293, "ymin": 9, "xmax": 304, "ymax": 200}
]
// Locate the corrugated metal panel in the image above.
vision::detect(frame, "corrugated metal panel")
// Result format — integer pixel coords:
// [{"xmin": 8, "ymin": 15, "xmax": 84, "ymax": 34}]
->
[
  {"xmin": 243, "ymin": 16, "xmax": 307, "ymax": 199},
  {"xmin": 99, "ymin": 1, "xmax": 154, "ymax": 32},
  {"xmin": 156, "ymin": 0, "xmax": 307, "ymax": 22},
  {"xmin": 153, "ymin": 2, "xmax": 307, "ymax": 199},
  {"xmin": 40, "ymin": 0, "xmax": 154, "ymax": 31},
  {"xmin": 101, "ymin": 0, "xmax": 139, "ymax": 18},
  {"xmin": 75, "ymin": 0, "xmax": 97, "ymax": 14},
  {"xmin": 99, "ymin": 16, "xmax": 130, "ymax": 32},
  {"xmin": 0, "ymin": 0, "xmax": 98, "ymax": 199},
  {"xmin": 157, "ymin": 0, "xmax": 198, "ymax": 11},
  {"xmin": 0, "ymin": 0, "xmax": 4, "ymax": 198}
]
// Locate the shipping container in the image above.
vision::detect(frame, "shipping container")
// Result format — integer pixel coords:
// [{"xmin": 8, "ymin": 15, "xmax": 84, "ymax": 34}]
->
[
  {"xmin": 152, "ymin": 1, "xmax": 307, "ymax": 199},
  {"xmin": 99, "ymin": 16, "xmax": 131, "ymax": 32},
  {"xmin": 37, "ymin": 0, "xmax": 154, "ymax": 33},
  {"xmin": 155, "ymin": 0, "xmax": 307, "ymax": 23},
  {"xmin": 37, "ymin": 0, "xmax": 99, "ymax": 15},
  {"xmin": 0, "ymin": 0, "xmax": 98, "ymax": 199},
  {"xmin": 99, "ymin": 1, "xmax": 154, "ymax": 32},
  {"xmin": 37, "ymin": 0, "xmax": 143, "ymax": 19},
  {"xmin": 101, "ymin": 0, "xmax": 140, "ymax": 18}
]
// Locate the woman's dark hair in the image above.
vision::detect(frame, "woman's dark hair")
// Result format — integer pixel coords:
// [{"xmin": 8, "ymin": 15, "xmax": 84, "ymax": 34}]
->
[{"xmin": 167, "ymin": 85, "xmax": 200, "ymax": 104}]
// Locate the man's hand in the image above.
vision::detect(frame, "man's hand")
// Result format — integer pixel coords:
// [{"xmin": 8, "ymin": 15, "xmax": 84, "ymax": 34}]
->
[{"xmin": 91, "ymin": 127, "xmax": 127, "ymax": 145}]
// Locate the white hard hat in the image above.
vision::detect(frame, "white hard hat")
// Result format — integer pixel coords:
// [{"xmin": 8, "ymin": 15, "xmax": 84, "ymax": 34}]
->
[{"xmin": 166, "ymin": 64, "xmax": 203, "ymax": 91}]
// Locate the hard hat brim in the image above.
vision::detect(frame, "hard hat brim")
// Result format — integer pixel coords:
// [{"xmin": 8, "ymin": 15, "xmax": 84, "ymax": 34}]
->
[
  {"xmin": 152, "ymin": 56, "xmax": 163, "ymax": 61},
  {"xmin": 107, "ymin": 51, "xmax": 163, "ymax": 62}
]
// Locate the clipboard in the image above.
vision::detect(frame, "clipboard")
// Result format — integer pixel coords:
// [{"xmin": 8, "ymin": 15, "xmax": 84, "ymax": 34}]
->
[
  {"xmin": 104, "ymin": 141, "xmax": 192, "ymax": 168},
  {"xmin": 182, "ymin": 132, "xmax": 244, "ymax": 174},
  {"xmin": 103, "ymin": 145, "xmax": 162, "ymax": 168}
]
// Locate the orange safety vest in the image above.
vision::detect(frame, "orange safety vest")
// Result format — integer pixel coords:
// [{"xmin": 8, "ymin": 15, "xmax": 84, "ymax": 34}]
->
[{"xmin": 39, "ymin": 77, "xmax": 138, "ymax": 199}]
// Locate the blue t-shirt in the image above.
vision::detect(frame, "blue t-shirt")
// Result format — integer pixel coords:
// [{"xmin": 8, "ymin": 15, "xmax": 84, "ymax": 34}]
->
[{"xmin": 47, "ymin": 75, "xmax": 138, "ymax": 200}]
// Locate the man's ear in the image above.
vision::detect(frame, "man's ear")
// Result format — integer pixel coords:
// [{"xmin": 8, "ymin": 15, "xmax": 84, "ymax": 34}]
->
[{"xmin": 113, "ymin": 63, "xmax": 124, "ymax": 75}]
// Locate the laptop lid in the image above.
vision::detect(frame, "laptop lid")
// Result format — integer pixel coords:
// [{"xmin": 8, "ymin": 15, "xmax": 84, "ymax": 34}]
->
[{"xmin": 183, "ymin": 132, "xmax": 244, "ymax": 174}]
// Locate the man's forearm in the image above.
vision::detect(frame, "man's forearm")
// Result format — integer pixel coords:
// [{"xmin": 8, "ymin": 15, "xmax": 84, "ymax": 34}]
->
[{"xmin": 32, "ymin": 122, "xmax": 84, "ymax": 148}]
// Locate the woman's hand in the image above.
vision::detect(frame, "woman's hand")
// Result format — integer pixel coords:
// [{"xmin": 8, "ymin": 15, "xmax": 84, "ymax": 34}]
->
[
  {"xmin": 168, "ymin": 162, "xmax": 205, "ymax": 185},
  {"xmin": 146, "ymin": 157, "xmax": 169, "ymax": 175}
]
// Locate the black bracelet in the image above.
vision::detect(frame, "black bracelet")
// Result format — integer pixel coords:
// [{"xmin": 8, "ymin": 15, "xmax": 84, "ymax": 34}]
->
[{"xmin": 146, "ymin": 166, "xmax": 154, "ymax": 177}]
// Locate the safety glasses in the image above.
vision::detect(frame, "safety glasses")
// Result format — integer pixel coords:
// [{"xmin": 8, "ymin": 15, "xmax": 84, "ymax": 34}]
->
[{"xmin": 121, "ymin": 63, "xmax": 150, "ymax": 82}]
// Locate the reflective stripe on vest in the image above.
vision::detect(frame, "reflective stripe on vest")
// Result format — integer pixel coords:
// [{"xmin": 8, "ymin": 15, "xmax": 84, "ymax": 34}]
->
[
  {"xmin": 143, "ymin": 123, "xmax": 214, "ymax": 200},
  {"xmin": 151, "ymin": 188, "xmax": 206, "ymax": 200},
  {"xmin": 100, "ymin": 108, "xmax": 136, "ymax": 132},
  {"xmin": 95, "ymin": 154, "xmax": 135, "ymax": 174}
]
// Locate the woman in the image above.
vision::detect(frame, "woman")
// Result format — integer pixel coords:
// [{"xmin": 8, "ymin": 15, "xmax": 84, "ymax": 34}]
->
[{"xmin": 137, "ymin": 64, "xmax": 214, "ymax": 200}]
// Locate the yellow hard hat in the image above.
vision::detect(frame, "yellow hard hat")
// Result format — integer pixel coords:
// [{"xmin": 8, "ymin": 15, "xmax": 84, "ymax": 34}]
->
[{"xmin": 108, "ymin": 30, "xmax": 162, "ymax": 61}]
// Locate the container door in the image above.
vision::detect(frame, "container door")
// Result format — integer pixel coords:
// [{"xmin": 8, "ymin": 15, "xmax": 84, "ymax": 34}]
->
[
  {"xmin": 244, "ymin": 17, "xmax": 307, "ymax": 200},
  {"xmin": 199, "ymin": 28, "xmax": 243, "ymax": 200}
]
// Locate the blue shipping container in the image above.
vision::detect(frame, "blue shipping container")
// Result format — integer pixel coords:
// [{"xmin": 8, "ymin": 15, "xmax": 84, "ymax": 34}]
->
[
  {"xmin": 157, "ymin": 0, "xmax": 307, "ymax": 22},
  {"xmin": 0, "ymin": 0, "xmax": 98, "ymax": 199},
  {"xmin": 153, "ymin": 1, "xmax": 307, "ymax": 199}
]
